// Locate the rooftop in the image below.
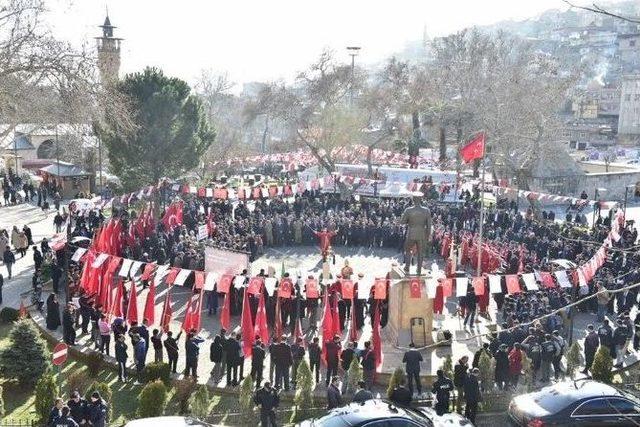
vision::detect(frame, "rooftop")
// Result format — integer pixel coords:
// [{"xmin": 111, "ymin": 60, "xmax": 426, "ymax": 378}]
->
[{"xmin": 39, "ymin": 161, "xmax": 91, "ymax": 177}]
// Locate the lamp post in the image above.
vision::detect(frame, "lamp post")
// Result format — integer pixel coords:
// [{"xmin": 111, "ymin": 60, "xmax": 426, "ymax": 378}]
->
[
  {"xmin": 346, "ymin": 46, "xmax": 361, "ymax": 106},
  {"xmin": 623, "ymin": 184, "xmax": 635, "ymax": 223},
  {"xmin": 592, "ymin": 187, "xmax": 607, "ymax": 229}
]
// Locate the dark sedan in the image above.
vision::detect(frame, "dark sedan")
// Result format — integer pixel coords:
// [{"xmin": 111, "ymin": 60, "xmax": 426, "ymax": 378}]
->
[
  {"xmin": 508, "ymin": 380, "xmax": 640, "ymax": 426},
  {"xmin": 298, "ymin": 399, "xmax": 473, "ymax": 426}
]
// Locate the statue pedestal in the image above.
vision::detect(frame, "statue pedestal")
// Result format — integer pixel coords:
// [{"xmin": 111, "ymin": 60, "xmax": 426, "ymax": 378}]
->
[{"xmin": 387, "ymin": 266, "xmax": 434, "ymax": 347}]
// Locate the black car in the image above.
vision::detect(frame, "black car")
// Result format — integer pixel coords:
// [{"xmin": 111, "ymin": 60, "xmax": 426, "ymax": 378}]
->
[
  {"xmin": 508, "ymin": 380, "xmax": 640, "ymax": 426},
  {"xmin": 298, "ymin": 399, "xmax": 473, "ymax": 426}
]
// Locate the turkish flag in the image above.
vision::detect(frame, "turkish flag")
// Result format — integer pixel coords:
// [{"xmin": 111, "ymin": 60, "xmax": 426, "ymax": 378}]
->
[
  {"xmin": 140, "ymin": 262, "xmax": 156, "ymax": 281},
  {"xmin": 247, "ymin": 277, "xmax": 264, "ymax": 295},
  {"xmin": 217, "ymin": 274, "xmax": 233, "ymax": 293},
  {"xmin": 143, "ymin": 280, "xmax": 156, "ymax": 325},
  {"xmin": 110, "ymin": 279, "xmax": 124, "ymax": 319},
  {"xmin": 540, "ymin": 272, "xmax": 555, "ymax": 288},
  {"xmin": 460, "ymin": 132, "xmax": 485, "ymax": 163},
  {"xmin": 373, "ymin": 278, "xmax": 387, "ymax": 300},
  {"xmin": 341, "ymin": 279, "xmax": 354, "ymax": 299},
  {"xmin": 197, "ymin": 187, "xmax": 206, "ymax": 197},
  {"xmin": 182, "ymin": 289, "xmax": 203, "ymax": 332},
  {"xmin": 441, "ymin": 278, "xmax": 453, "ymax": 298},
  {"xmin": 372, "ymin": 302, "xmax": 382, "ymax": 371},
  {"xmin": 331, "ymin": 293, "xmax": 341, "ymax": 336},
  {"xmin": 321, "ymin": 292, "xmax": 334, "ymax": 363},
  {"xmin": 126, "ymin": 281, "xmax": 139, "ymax": 325},
  {"xmin": 252, "ymin": 187, "xmax": 261, "ymax": 199},
  {"xmin": 254, "ymin": 292, "xmax": 269, "ymax": 344},
  {"xmin": 305, "ymin": 278, "xmax": 319, "ymax": 298},
  {"xmin": 220, "ymin": 291, "xmax": 231, "ymax": 330},
  {"xmin": 506, "ymin": 275, "xmax": 521, "ymax": 294},
  {"xmin": 165, "ymin": 267, "xmax": 180, "ymax": 285},
  {"xmin": 160, "ymin": 290, "xmax": 172, "ymax": 332},
  {"xmin": 349, "ymin": 297, "xmax": 358, "ymax": 342},
  {"xmin": 409, "ymin": 278, "xmax": 422, "ymax": 298},
  {"xmin": 472, "ymin": 276, "xmax": 485, "ymax": 296},
  {"xmin": 240, "ymin": 288, "xmax": 254, "ymax": 358},
  {"xmin": 194, "ymin": 271, "xmax": 205, "ymax": 290}
]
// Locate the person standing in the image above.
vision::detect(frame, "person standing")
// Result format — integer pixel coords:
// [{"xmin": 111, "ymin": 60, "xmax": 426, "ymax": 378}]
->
[
  {"xmin": 464, "ymin": 368, "xmax": 482, "ymax": 424},
  {"xmin": 98, "ymin": 315, "xmax": 111, "ymax": 355},
  {"xmin": 224, "ymin": 333, "xmax": 241, "ymax": 386},
  {"xmin": 583, "ymin": 324, "xmax": 599, "ymax": 374},
  {"xmin": 132, "ymin": 334, "xmax": 146, "ymax": 384},
  {"xmin": 308, "ymin": 336, "xmax": 321, "ymax": 385},
  {"xmin": 598, "ymin": 318, "xmax": 614, "ymax": 358},
  {"xmin": 596, "ymin": 282, "xmax": 610, "ymax": 323},
  {"xmin": 115, "ymin": 335, "xmax": 128, "ymax": 382},
  {"xmin": 291, "ymin": 337, "xmax": 305, "ymax": 389},
  {"xmin": 86, "ymin": 391, "xmax": 108, "ymax": 427},
  {"xmin": 254, "ymin": 381, "xmax": 279, "ymax": 427},
  {"xmin": 66, "ymin": 391, "xmax": 87, "ymax": 425},
  {"xmin": 0, "ymin": 273, "xmax": 3, "ymax": 305},
  {"xmin": 431, "ymin": 369, "xmax": 454, "ymax": 416},
  {"xmin": 327, "ymin": 376, "xmax": 343, "ymax": 409},
  {"xmin": 551, "ymin": 330, "xmax": 565, "ymax": 380},
  {"xmin": 3, "ymin": 246, "xmax": 15, "ymax": 279},
  {"xmin": 272, "ymin": 336, "xmax": 293, "ymax": 391},
  {"xmin": 210, "ymin": 334, "xmax": 224, "ymax": 380},
  {"xmin": 340, "ymin": 341, "xmax": 356, "ymax": 394},
  {"xmin": 613, "ymin": 318, "xmax": 630, "ymax": 367},
  {"xmin": 464, "ymin": 286, "xmax": 477, "ymax": 328},
  {"xmin": 185, "ymin": 331, "xmax": 205, "ymax": 379},
  {"xmin": 361, "ymin": 341, "xmax": 376, "ymax": 390},
  {"xmin": 46, "ymin": 293, "xmax": 61, "ymax": 330},
  {"xmin": 389, "ymin": 377, "xmax": 412, "ymax": 407},
  {"xmin": 402, "ymin": 342, "xmax": 423, "ymax": 396},
  {"xmin": 494, "ymin": 344, "xmax": 510, "ymax": 389},
  {"xmin": 164, "ymin": 330, "xmax": 182, "ymax": 374},
  {"xmin": 508, "ymin": 343, "xmax": 523, "ymax": 389},
  {"xmin": 325, "ymin": 335, "xmax": 341, "ymax": 386},
  {"xmin": 252, "ymin": 339, "xmax": 266, "ymax": 389},
  {"xmin": 453, "ymin": 356, "xmax": 469, "ymax": 414},
  {"xmin": 151, "ymin": 329, "xmax": 163, "ymax": 362},
  {"xmin": 62, "ymin": 303, "xmax": 76, "ymax": 346}
]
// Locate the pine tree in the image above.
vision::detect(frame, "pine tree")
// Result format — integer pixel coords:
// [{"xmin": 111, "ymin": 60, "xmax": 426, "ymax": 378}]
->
[
  {"xmin": 0, "ymin": 385, "xmax": 4, "ymax": 417},
  {"xmin": 346, "ymin": 357, "xmax": 363, "ymax": 395},
  {"xmin": 239, "ymin": 375, "xmax": 255, "ymax": 424},
  {"xmin": 520, "ymin": 355, "xmax": 533, "ymax": 391},
  {"xmin": 565, "ymin": 341, "xmax": 583, "ymax": 380},
  {"xmin": 0, "ymin": 319, "xmax": 50, "ymax": 386},
  {"xmin": 386, "ymin": 367, "xmax": 406, "ymax": 399},
  {"xmin": 189, "ymin": 385, "xmax": 210, "ymax": 420},
  {"xmin": 591, "ymin": 346, "xmax": 613, "ymax": 384},
  {"xmin": 292, "ymin": 360, "xmax": 314, "ymax": 422},
  {"xmin": 138, "ymin": 380, "xmax": 168, "ymax": 418},
  {"xmin": 34, "ymin": 371, "xmax": 58, "ymax": 423},
  {"xmin": 478, "ymin": 352, "xmax": 495, "ymax": 392}
]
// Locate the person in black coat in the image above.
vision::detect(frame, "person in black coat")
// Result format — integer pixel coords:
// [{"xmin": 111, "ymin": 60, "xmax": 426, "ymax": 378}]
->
[
  {"xmin": 224, "ymin": 333, "xmax": 241, "ymax": 386},
  {"xmin": 54, "ymin": 406, "xmax": 79, "ymax": 427},
  {"xmin": 185, "ymin": 332, "xmax": 204, "ymax": 378},
  {"xmin": 389, "ymin": 377, "xmax": 412, "ymax": 407},
  {"xmin": 66, "ymin": 391, "xmax": 87, "ymax": 425},
  {"xmin": 272, "ymin": 336, "xmax": 293, "ymax": 391},
  {"xmin": 252, "ymin": 339, "xmax": 266, "ymax": 388},
  {"xmin": 164, "ymin": 330, "xmax": 182, "ymax": 374},
  {"xmin": 327, "ymin": 376, "xmax": 343, "ymax": 409},
  {"xmin": 62, "ymin": 304, "xmax": 76, "ymax": 345},
  {"xmin": 402, "ymin": 343, "xmax": 424, "ymax": 395},
  {"xmin": 432, "ymin": 369, "xmax": 454, "ymax": 416},
  {"xmin": 114, "ymin": 334, "xmax": 128, "ymax": 382},
  {"xmin": 464, "ymin": 368, "xmax": 482, "ymax": 423},
  {"xmin": 494, "ymin": 344, "xmax": 510, "ymax": 390},
  {"xmin": 86, "ymin": 392, "xmax": 108, "ymax": 427},
  {"xmin": 254, "ymin": 381, "xmax": 279, "ymax": 427},
  {"xmin": 453, "ymin": 355, "xmax": 469, "ymax": 413},
  {"xmin": 210, "ymin": 334, "xmax": 224, "ymax": 379},
  {"xmin": 48, "ymin": 398, "xmax": 64, "ymax": 426},
  {"xmin": 46, "ymin": 293, "xmax": 61, "ymax": 330}
]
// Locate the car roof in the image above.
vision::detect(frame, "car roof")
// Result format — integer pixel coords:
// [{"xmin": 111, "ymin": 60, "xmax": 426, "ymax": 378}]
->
[
  {"xmin": 125, "ymin": 416, "xmax": 208, "ymax": 427},
  {"xmin": 544, "ymin": 380, "xmax": 625, "ymax": 400},
  {"xmin": 322, "ymin": 399, "xmax": 422, "ymax": 424}
]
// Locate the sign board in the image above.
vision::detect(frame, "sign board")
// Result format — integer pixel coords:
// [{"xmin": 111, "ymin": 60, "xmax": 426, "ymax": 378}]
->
[
  {"xmin": 52, "ymin": 342, "xmax": 68, "ymax": 366},
  {"xmin": 197, "ymin": 224, "xmax": 208, "ymax": 241},
  {"xmin": 204, "ymin": 247, "xmax": 250, "ymax": 277}
]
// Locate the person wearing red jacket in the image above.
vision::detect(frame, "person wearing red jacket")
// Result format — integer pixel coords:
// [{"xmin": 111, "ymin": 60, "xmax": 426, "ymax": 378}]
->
[{"xmin": 508, "ymin": 342, "xmax": 523, "ymax": 389}]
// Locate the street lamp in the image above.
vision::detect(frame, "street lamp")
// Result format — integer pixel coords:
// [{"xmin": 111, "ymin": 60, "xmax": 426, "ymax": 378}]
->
[
  {"xmin": 623, "ymin": 184, "xmax": 635, "ymax": 223},
  {"xmin": 592, "ymin": 187, "xmax": 607, "ymax": 229},
  {"xmin": 346, "ymin": 46, "xmax": 361, "ymax": 106}
]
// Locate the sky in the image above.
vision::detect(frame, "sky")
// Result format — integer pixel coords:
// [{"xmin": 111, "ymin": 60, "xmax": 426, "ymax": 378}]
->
[{"xmin": 47, "ymin": 0, "xmax": 599, "ymax": 88}]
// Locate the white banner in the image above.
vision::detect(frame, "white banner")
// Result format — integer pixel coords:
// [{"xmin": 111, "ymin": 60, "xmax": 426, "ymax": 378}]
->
[
  {"xmin": 204, "ymin": 247, "xmax": 250, "ymax": 277},
  {"xmin": 197, "ymin": 224, "xmax": 208, "ymax": 241}
]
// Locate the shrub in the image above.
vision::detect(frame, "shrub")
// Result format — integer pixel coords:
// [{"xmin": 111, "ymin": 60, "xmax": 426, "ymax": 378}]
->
[
  {"xmin": 138, "ymin": 380, "xmax": 168, "ymax": 418},
  {"xmin": 386, "ymin": 367, "xmax": 406, "ymax": 399},
  {"xmin": 0, "ymin": 319, "xmax": 50, "ymax": 387},
  {"xmin": 591, "ymin": 346, "xmax": 613, "ymax": 384},
  {"xmin": 239, "ymin": 375, "xmax": 255, "ymax": 424},
  {"xmin": 520, "ymin": 355, "xmax": 533, "ymax": 391},
  {"xmin": 34, "ymin": 372, "xmax": 58, "ymax": 423},
  {"xmin": 346, "ymin": 357, "xmax": 363, "ymax": 395},
  {"xmin": 85, "ymin": 382, "xmax": 113, "ymax": 422},
  {"xmin": 142, "ymin": 362, "xmax": 171, "ymax": 386},
  {"xmin": 0, "ymin": 307, "xmax": 19, "ymax": 323},
  {"xmin": 478, "ymin": 352, "xmax": 495, "ymax": 392},
  {"xmin": 173, "ymin": 379, "xmax": 198, "ymax": 414},
  {"xmin": 83, "ymin": 352, "xmax": 104, "ymax": 377},
  {"xmin": 67, "ymin": 368, "xmax": 91, "ymax": 396},
  {"xmin": 292, "ymin": 360, "xmax": 314, "ymax": 422},
  {"xmin": 0, "ymin": 385, "xmax": 5, "ymax": 417},
  {"xmin": 565, "ymin": 341, "xmax": 583, "ymax": 380},
  {"xmin": 189, "ymin": 385, "xmax": 210, "ymax": 420},
  {"xmin": 441, "ymin": 354, "xmax": 453, "ymax": 380}
]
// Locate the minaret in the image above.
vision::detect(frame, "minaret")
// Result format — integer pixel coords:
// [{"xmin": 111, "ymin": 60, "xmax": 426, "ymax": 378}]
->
[{"xmin": 95, "ymin": 14, "xmax": 122, "ymax": 83}]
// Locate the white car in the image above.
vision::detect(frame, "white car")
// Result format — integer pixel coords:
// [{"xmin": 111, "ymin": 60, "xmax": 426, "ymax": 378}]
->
[{"xmin": 125, "ymin": 417, "xmax": 212, "ymax": 427}]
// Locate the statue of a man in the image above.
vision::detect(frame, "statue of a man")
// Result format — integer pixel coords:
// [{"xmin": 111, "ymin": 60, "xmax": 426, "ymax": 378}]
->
[{"xmin": 401, "ymin": 194, "xmax": 432, "ymax": 275}]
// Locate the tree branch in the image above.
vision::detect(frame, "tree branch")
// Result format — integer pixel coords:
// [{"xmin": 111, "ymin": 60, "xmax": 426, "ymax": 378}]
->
[{"xmin": 562, "ymin": 0, "xmax": 640, "ymax": 23}]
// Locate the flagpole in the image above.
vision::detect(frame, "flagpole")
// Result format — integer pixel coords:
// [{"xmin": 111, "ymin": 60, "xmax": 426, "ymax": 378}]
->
[{"xmin": 476, "ymin": 156, "xmax": 486, "ymax": 277}]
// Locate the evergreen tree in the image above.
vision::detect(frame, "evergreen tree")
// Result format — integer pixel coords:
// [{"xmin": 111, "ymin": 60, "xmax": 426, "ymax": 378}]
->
[
  {"xmin": 292, "ymin": 360, "xmax": 314, "ymax": 422},
  {"xmin": 346, "ymin": 357, "xmax": 363, "ymax": 395},
  {"xmin": 478, "ymin": 352, "xmax": 495, "ymax": 391},
  {"xmin": 442, "ymin": 354, "xmax": 454, "ymax": 379},
  {"xmin": 239, "ymin": 376, "xmax": 255, "ymax": 425},
  {"xmin": 386, "ymin": 367, "xmax": 406, "ymax": 399},
  {"xmin": 520, "ymin": 355, "xmax": 534, "ymax": 391},
  {"xmin": 34, "ymin": 371, "xmax": 58, "ymax": 423},
  {"xmin": 138, "ymin": 380, "xmax": 168, "ymax": 418},
  {"xmin": 591, "ymin": 346, "xmax": 613, "ymax": 384},
  {"xmin": 97, "ymin": 67, "xmax": 216, "ymax": 190},
  {"xmin": 565, "ymin": 341, "xmax": 583, "ymax": 380},
  {"xmin": 0, "ymin": 319, "xmax": 50, "ymax": 386},
  {"xmin": 0, "ymin": 385, "xmax": 4, "ymax": 417},
  {"xmin": 189, "ymin": 385, "xmax": 210, "ymax": 420}
]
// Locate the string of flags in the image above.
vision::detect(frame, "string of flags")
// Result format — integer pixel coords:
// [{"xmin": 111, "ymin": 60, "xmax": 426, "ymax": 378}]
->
[{"xmin": 490, "ymin": 184, "xmax": 619, "ymax": 210}]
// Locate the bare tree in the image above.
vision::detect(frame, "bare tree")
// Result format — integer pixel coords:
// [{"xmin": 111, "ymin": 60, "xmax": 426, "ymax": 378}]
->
[{"xmin": 562, "ymin": 0, "xmax": 640, "ymax": 24}]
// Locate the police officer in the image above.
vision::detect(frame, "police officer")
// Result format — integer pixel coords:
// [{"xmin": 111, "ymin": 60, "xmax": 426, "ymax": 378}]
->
[
  {"xmin": 431, "ymin": 369, "xmax": 454, "ymax": 415},
  {"xmin": 254, "ymin": 381, "xmax": 280, "ymax": 427},
  {"xmin": 541, "ymin": 334, "xmax": 556, "ymax": 383},
  {"xmin": 598, "ymin": 318, "xmax": 614, "ymax": 358}
]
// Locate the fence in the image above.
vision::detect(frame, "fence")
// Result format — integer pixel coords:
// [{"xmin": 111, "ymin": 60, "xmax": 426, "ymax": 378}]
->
[{"xmin": 0, "ymin": 420, "xmax": 37, "ymax": 427}]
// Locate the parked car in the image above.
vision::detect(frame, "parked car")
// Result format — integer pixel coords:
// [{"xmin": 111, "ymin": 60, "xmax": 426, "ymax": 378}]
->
[
  {"xmin": 124, "ymin": 417, "xmax": 211, "ymax": 427},
  {"xmin": 508, "ymin": 380, "xmax": 640, "ymax": 426},
  {"xmin": 298, "ymin": 399, "xmax": 473, "ymax": 426}
]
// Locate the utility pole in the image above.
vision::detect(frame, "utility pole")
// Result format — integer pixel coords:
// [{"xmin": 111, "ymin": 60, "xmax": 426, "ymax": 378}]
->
[{"xmin": 346, "ymin": 46, "xmax": 361, "ymax": 106}]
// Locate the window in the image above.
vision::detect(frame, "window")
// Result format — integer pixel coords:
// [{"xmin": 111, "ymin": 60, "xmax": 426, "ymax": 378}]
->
[
  {"xmin": 361, "ymin": 419, "xmax": 427, "ymax": 427},
  {"xmin": 607, "ymin": 398, "xmax": 640, "ymax": 415},
  {"xmin": 572, "ymin": 398, "xmax": 614, "ymax": 416}
]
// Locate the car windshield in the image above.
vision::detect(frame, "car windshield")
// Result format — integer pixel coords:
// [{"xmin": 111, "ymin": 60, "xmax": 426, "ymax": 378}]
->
[{"xmin": 532, "ymin": 390, "xmax": 573, "ymax": 413}]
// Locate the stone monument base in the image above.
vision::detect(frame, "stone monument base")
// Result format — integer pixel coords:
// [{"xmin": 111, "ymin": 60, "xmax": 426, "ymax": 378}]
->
[{"xmin": 387, "ymin": 265, "xmax": 434, "ymax": 347}]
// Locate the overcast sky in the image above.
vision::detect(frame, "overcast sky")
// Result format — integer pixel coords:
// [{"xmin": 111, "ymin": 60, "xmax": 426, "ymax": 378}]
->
[{"xmin": 48, "ymin": 0, "xmax": 599, "ymax": 87}]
